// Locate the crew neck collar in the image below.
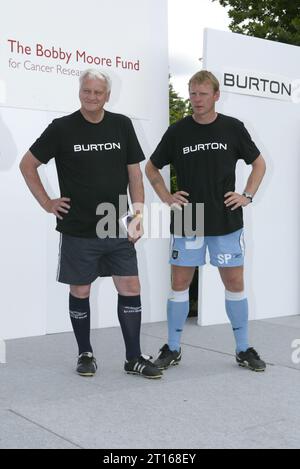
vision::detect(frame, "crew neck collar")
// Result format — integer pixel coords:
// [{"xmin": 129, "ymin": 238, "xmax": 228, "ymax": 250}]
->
[
  {"xmin": 191, "ymin": 113, "xmax": 220, "ymax": 126},
  {"xmin": 79, "ymin": 109, "xmax": 106, "ymax": 125}
]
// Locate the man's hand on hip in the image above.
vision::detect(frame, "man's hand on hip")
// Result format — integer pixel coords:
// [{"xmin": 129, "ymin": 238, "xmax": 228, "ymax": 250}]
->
[
  {"xmin": 224, "ymin": 192, "xmax": 251, "ymax": 211},
  {"xmin": 166, "ymin": 191, "xmax": 189, "ymax": 210},
  {"xmin": 43, "ymin": 197, "xmax": 71, "ymax": 220}
]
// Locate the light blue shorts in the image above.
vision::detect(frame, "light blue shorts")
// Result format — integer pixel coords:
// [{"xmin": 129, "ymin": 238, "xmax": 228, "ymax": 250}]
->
[{"xmin": 170, "ymin": 229, "xmax": 245, "ymax": 268}]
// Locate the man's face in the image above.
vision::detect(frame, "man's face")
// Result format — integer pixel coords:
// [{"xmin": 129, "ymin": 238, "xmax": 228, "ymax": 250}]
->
[
  {"xmin": 189, "ymin": 81, "xmax": 220, "ymax": 117},
  {"xmin": 79, "ymin": 77, "xmax": 110, "ymax": 113}
]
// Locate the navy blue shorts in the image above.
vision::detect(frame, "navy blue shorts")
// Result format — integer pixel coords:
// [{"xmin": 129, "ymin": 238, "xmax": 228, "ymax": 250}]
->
[{"xmin": 57, "ymin": 234, "xmax": 139, "ymax": 285}]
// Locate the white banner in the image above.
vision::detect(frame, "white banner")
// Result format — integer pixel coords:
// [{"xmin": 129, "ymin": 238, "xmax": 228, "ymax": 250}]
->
[
  {"xmin": 0, "ymin": 0, "xmax": 169, "ymax": 339},
  {"xmin": 219, "ymin": 69, "xmax": 299, "ymax": 102},
  {"xmin": 201, "ymin": 28, "xmax": 300, "ymax": 326},
  {"xmin": 0, "ymin": 0, "xmax": 162, "ymax": 118}
]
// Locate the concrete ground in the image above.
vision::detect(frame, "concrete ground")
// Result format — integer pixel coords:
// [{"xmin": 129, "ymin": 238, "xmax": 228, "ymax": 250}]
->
[{"xmin": 0, "ymin": 316, "xmax": 299, "ymax": 449}]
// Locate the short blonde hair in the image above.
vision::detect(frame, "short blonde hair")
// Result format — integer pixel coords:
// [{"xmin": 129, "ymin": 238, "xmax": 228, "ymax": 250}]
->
[{"xmin": 189, "ymin": 70, "xmax": 220, "ymax": 93}]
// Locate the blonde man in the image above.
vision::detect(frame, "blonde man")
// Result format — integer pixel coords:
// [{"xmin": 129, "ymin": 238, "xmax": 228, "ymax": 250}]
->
[{"xmin": 146, "ymin": 70, "xmax": 267, "ymax": 372}]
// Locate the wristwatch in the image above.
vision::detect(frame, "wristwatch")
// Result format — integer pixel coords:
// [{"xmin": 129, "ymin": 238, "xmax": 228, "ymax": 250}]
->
[{"xmin": 242, "ymin": 192, "xmax": 253, "ymax": 203}]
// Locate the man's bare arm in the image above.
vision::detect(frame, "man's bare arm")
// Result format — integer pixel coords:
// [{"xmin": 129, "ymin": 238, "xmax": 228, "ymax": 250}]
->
[
  {"xmin": 19, "ymin": 151, "xmax": 70, "ymax": 219},
  {"xmin": 127, "ymin": 163, "xmax": 145, "ymax": 212},
  {"xmin": 224, "ymin": 154, "xmax": 266, "ymax": 210},
  {"xmin": 127, "ymin": 163, "xmax": 145, "ymax": 242},
  {"xmin": 145, "ymin": 160, "xmax": 189, "ymax": 207}
]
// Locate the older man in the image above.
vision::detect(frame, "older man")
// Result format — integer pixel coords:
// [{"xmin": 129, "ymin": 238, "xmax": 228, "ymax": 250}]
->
[{"xmin": 20, "ymin": 69, "xmax": 162, "ymax": 379}]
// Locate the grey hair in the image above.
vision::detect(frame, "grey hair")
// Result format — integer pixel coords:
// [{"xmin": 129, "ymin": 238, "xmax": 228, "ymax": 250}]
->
[{"xmin": 79, "ymin": 69, "xmax": 112, "ymax": 92}]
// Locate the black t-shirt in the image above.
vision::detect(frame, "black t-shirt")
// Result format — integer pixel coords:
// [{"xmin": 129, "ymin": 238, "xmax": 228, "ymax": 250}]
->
[
  {"xmin": 150, "ymin": 113, "xmax": 260, "ymax": 236},
  {"xmin": 30, "ymin": 110, "xmax": 145, "ymax": 237}
]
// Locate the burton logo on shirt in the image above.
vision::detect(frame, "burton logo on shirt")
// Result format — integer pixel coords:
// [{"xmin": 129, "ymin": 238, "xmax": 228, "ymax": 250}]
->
[
  {"xmin": 183, "ymin": 143, "xmax": 227, "ymax": 155},
  {"xmin": 74, "ymin": 143, "xmax": 121, "ymax": 152}
]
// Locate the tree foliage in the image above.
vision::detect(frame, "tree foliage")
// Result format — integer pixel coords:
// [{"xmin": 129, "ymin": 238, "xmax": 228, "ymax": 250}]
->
[
  {"xmin": 169, "ymin": 81, "xmax": 190, "ymax": 126},
  {"xmin": 215, "ymin": 0, "xmax": 300, "ymax": 46},
  {"xmin": 169, "ymin": 80, "xmax": 191, "ymax": 192}
]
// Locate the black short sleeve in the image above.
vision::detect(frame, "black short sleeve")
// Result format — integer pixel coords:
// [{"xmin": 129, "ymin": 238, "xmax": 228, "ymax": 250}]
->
[
  {"xmin": 29, "ymin": 120, "xmax": 60, "ymax": 164},
  {"xmin": 237, "ymin": 122, "xmax": 260, "ymax": 165},
  {"xmin": 125, "ymin": 118, "xmax": 145, "ymax": 165},
  {"xmin": 150, "ymin": 128, "xmax": 174, "ymax": 169}
]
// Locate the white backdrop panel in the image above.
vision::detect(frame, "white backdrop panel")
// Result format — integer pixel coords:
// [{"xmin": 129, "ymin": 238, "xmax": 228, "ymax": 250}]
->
[
  {"xmin": 199, "ymin": 29, "xmax": 300, "ymax": 326},
  {"xmin": 0, "ymin": 0, "xmax": 169, "ymax": 340}
]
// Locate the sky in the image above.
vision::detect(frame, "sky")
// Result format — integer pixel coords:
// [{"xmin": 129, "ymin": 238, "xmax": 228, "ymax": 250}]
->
[{"xmin": 168, "ymin": 0, "xmax": 230, "ymax": 98}]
